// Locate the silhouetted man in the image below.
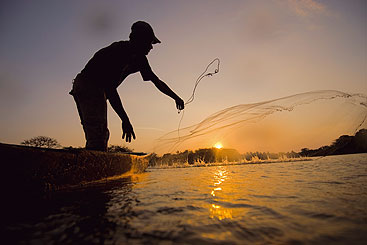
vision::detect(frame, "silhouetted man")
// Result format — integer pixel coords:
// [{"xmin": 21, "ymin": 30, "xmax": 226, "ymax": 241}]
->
[{"xmin": 70, "ymin": 21, "xmax": 184, "ymax": 151}]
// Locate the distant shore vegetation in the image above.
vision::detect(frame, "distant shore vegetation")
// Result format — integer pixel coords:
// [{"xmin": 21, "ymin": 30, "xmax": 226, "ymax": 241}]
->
[
  {"xmin": 21, "ymin": 136, "xmax": 61, "ymax": 149},
  {"xmin": 148, "ymin": 148, "xmax": 302, "ymax": 167},
  {"xmin": 299, "ymin": 129, "xmax": 367, "ymax": 157},
  {"xmin": 149, "ymin": 129, "xmax": 367, "ymax": 167},
  {"xmin": 18, "ymin": 129, "xmax": 366, "ymax": 167}
]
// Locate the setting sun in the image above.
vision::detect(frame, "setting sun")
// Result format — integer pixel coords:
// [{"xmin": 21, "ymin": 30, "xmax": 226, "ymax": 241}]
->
[{"xmin": 214, "ymin": 142, "xmax": 223, "ymax": 149}]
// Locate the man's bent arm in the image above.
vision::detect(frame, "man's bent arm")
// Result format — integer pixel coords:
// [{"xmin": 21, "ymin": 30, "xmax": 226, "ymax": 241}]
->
[
  {"xmin": 151, "ymin": 77, "xmax": 185, "ymax": 110},
  {"xmin": 106, "ymin": 88, "xmax": 136, "ymax": 142},
  {"xmin": 106, "ymin": 88, "xmax": 129, "ymax": 122},
  {"xmin": 151, "ymin": 77, "xmax": 180, "ymax": 100}
]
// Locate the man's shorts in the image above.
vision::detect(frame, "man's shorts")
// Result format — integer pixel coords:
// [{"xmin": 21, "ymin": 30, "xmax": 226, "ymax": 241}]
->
[{"xmin": 70, "ymin": 77, "xmax": 109, "ymax": 151}]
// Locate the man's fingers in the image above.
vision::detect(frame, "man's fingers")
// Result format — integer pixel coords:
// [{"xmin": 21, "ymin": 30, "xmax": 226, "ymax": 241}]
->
[
  {"xmin": 122, "ymin": 123, "xmax": 135, "ymax": 143},
  {"xmin": 176, "ymin": 100, "xmax": 184, "ymax": 110}
]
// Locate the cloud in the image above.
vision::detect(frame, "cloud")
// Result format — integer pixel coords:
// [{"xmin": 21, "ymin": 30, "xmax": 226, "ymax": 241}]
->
[
  {"xmin": 235, "ymin": 2, "xmax": 294, "ymax": 44},
  {"xmin": 82, "ymin": 3, "xmax": 121, "ymax": 36},
  {"xmin": 272, "ymin": 0, "xmax": 332, "ymax": 30},
  {"xmin": 286, "ymin": 0, "xmax": 327, "ymax": 17}
]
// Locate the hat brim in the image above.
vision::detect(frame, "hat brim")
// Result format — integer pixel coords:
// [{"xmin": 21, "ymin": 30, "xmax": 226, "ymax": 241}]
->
[{"xmin": 152, "ymin": 36, "xmax": 161, "ymax": 44}]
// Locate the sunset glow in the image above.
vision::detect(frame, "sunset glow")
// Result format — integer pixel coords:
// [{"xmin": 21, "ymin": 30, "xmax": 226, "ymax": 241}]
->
[{"xmin": 214, "ymin": 142, "xmax": 223, "ymax": 149}]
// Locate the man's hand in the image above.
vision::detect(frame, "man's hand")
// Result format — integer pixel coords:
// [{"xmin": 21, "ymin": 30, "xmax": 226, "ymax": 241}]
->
[
  {"xmin": 122, "ymin": 121, "xmax": 136, "ymax": 143},
  {"xmin": 175, "ymin": 97, "xmax": 185, "ymax": 111}
]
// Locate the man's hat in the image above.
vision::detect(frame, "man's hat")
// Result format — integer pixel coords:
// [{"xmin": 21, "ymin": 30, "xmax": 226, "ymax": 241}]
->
[{"xmin": 131, "ymin": 21, "xmax": 161, "ymax": 44}]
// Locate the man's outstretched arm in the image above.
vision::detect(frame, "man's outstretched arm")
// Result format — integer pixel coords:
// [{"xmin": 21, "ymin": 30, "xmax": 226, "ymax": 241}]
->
[
  {"xmin": 106, "ymin": 88, "xmax": 136, "ymax": 142},
  {"xmin": 151, "ymin": 77, "xmax": 185, "ymax": 110}
]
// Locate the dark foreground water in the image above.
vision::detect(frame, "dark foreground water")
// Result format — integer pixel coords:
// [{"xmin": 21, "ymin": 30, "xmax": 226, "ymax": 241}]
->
[{"xmin": 4, "ymin": 154, "xmax": 367, "ymax": 244}]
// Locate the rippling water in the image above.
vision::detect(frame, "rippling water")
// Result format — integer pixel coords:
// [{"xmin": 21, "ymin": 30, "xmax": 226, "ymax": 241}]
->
[{"xmin": 4, "ymin": 154, "xmax": 367, "ymax": 244}]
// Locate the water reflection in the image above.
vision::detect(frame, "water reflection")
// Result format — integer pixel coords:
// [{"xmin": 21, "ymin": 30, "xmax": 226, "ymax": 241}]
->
[
  {"xmin": 4, "ymin": 175, "xmax": 137, "ymax": 244},
  {"xmin": 5, "ymin": 155, "xmax": 367, "ymax": 244},
  {"xmin": 209, "ymin": 167, "xmax": 233, "ymax": 220},
  {"xmin": 210, "ymin": 203, "xmax": 233, "ymax": 220},
  {"xmin": 211, "ymin": 167, "xmax": 228, "ymax": 196}
]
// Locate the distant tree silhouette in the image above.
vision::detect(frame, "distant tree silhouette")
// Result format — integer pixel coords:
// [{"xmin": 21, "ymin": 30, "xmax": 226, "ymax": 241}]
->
[
  {"xmin": 299, "ymin": 129, "xmax": 367, "ymax": 156},
  {"xmin": 354, "ymin": 129, "xmax": 367, "ymax": 152},
  {"xmin": 21, "ymin": 136, "xmax": 61, "ymax": 149},
  {"xmin": 194, "ymin": 148, "xmax": 215, "ymax": 163},
  {"xmin": 147, "ymin": 152, "xmax": 159, "ymax": 166}
]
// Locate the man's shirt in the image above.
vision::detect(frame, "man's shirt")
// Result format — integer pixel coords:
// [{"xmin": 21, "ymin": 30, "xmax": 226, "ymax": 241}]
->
[{"xmin": 77, "ymin": 41, "xmax": 155, "ymax": 90}]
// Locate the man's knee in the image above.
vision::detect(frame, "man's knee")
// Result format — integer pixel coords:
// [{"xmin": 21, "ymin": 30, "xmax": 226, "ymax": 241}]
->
[{"xmin": 84, "ymin": 123, "xmax": 109, "ymax": 151}]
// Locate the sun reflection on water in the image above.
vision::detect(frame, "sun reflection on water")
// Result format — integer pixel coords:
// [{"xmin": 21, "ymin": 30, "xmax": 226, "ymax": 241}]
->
[
  {"xmin": 209, "ymin": 167, "xmax": 233, "ymax": 220},
  {"xmin": 209, "ymin": 203, "xmax": 233, "ymax": 220}
]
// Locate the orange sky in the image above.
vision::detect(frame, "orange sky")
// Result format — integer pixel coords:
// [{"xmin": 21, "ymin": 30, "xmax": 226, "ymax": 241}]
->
[{"xmin": 0, "ymin": 0, "xmax": 366, "ymax": 153}]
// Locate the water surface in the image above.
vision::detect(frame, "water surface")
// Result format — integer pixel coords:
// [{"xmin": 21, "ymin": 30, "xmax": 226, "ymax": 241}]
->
[{"xmin": 5, "ymin": 154, "xmax": 367, "ymax": 244}]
